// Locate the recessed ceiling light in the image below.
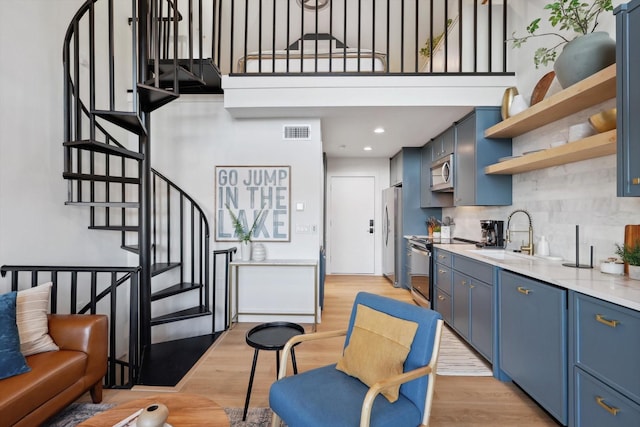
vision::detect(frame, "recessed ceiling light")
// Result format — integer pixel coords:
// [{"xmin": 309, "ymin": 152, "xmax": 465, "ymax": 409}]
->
[
  {"xmin": 374, "ymin": 127, "xmax": 385, "ymax": 134},
  {"xmin": 363, "ymin": 146, "xmax": 373, "ymax": 151}
]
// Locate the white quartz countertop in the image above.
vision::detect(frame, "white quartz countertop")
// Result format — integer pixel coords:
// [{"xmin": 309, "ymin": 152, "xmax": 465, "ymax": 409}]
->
[{"xmin": 434, "ymin": 244, "xmax": 640, "ymax": 312}]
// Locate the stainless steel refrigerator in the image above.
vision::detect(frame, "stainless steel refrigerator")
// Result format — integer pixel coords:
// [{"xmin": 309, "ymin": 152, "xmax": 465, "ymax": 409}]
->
[{"xmin": 382, "ymin": 186, "xmax": 402, "ymax": 287}]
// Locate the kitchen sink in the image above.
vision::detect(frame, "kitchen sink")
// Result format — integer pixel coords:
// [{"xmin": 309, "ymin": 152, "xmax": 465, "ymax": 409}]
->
[{"xmin": 467, "ymin": 249, "xmax": 533, "ymax": 261}]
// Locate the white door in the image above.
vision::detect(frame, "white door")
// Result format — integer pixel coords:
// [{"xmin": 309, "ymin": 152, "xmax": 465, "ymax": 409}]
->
[{"xmin": 329, "ymin": 176, "xmax": 375, "ymax": 274}]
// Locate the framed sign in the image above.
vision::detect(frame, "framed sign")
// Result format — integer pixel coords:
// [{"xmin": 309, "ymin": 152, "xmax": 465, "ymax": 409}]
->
[{"xmin": 215, "ymin": 166, "xmax": 291, "ymax": 242}]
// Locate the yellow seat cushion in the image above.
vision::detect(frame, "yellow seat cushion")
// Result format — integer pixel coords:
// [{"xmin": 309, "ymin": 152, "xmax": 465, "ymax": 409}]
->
[{"xmin": 335, "ymin": 304, "xmax": 418, "ymax": 402}]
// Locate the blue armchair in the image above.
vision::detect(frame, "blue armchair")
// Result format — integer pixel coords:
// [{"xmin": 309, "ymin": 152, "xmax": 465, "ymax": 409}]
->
[{"xmin": 269, "ymin": 292, "xmax": 443, "ymax": 427}]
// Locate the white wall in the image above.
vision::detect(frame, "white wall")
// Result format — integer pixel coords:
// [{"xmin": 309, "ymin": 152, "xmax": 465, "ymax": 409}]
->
[
  {"xmin": 325, "ymin": 157, "xmax": 390, "ymax": 275},
  {"xmin": 0, "ymin": 0, "xmax": 129, "ymax": 292},
  {"xmin": 147, "ymin": 96, "xmax": 323, "ymax": 338}
]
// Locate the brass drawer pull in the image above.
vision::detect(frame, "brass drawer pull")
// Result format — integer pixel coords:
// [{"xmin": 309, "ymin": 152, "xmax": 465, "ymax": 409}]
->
[
  {"xmin": 439, "ymin": 269, "xmax": 447, "ymax": 274},
  {"xmin": 595, "ymin": 314, "xmax": 619, "ymax": 328},
  {"xmin": 438, "ymin": 295, "xmax": 445, "ymax": 301},
  {"xmin": 596, "ymin": 396, "xmax": 620, "ymax": 416},
  {"xmin": 461, "ymin": 280, "xmax": 467, "ymax": 286},
  {"xmin": 438, "ymin": 255, "xmax": 446, "ymax": 259},
  {"xmin": 517, "ymin": 286, "xmax": 531, "ymax": 295},
  {"xmin": 632, "ymin": 177, "xmax": 640, "ymax": 185}
]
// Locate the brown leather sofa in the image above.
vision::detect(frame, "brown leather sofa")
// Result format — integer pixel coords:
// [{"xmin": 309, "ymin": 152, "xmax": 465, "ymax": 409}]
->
[{"xmin": 0, "ymin": 314, "xmax": 108, "ymax": 427}]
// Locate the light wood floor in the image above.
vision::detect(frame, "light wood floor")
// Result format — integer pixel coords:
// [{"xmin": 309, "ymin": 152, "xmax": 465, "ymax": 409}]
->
[{"xmin": 84, "ymin": 275, "xmax": 559, "ymax": 426}]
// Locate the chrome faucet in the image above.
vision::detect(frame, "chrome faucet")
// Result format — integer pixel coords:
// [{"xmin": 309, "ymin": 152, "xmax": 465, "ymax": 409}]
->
[{"xmin": 506, "ymin": 209, "xmax": 534, "ymax": 255}]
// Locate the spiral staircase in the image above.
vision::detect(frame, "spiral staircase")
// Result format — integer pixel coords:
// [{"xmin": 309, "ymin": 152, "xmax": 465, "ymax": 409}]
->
[{"xmin": 61, "ymin": 0, "xmax": 223, "ymax": 385}]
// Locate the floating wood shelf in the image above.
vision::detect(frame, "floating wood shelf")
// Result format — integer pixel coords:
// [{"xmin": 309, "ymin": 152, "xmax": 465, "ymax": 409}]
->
[
  {"xmin": 485, "ymin": 64, "xmax": 616, "ymax": 139},
  {"xmin": 484, "ymin": 129, "xmax": 616, "ymax": 175}
]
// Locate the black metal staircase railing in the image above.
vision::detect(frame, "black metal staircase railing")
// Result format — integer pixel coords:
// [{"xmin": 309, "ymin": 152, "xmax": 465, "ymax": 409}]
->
[
  {"xmin": 56, "ymin": 0, "xmax": 222, "ymax": 386},
  {"xmin": 0, "ymin": 266, "xmax": 141, "ymax": 388}
]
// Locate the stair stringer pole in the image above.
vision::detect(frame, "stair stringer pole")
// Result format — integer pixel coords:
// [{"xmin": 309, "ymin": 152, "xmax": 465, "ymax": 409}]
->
[{"xmin": 137, "ymin": 0, "xmax": 152, "ymax": 352}]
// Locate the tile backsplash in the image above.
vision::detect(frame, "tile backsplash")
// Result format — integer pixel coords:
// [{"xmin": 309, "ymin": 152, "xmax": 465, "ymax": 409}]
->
[{"xmin": 443, "ymin": 99, "xmax": 640, "ymax": 264}]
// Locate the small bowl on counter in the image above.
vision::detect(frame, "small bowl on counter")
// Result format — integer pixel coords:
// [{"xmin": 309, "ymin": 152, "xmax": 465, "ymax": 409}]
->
[{"xmin": 600, "ymin": 258, "xmax": 624, "ymax": 275}]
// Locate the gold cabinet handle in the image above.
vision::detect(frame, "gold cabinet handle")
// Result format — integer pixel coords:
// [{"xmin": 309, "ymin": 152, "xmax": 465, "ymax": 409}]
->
[
  {"xmin": 438, "ymin": 254, "xmax": 446, "ymax": 259},
  {"xmin": 470, "ymin": 284, "xmax": 475, "ymax": 289},
  {"xmin": 517, "ymin": 286, "xmax": 531, "ymax": 295},
  {"xmin": 632, "ymin": 177, "xmax": 640, "ymax": 185},
  {"xmin": 461, "ymin": 280, "xmax": 467, "ymax": 286},
  {"xmin": 595, "ymin": 314, "xmax": 619, "ymax": 328},
  {"xmin": 439, "ymin": 269, "xmax": 446, "ymax": 274},
  {"xmin": 596, "ymin": 396, "xmax": 619, "ymax": 416},
  {"xmin": 438, "ymin": 295, "xmax": 445, "ymax": 301}
]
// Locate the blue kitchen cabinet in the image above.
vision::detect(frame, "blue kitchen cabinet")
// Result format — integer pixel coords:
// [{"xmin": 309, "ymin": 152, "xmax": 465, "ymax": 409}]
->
[
  {"xmin": 455, "ymin": 107, "xmax": 512, "ymax": 206},
  {"xmin": 615, "ymin": 0, "xmax": 640, "ymax": 197},
  {"xmin": 499, "ymin": 270, "xmax": 568, "ymax": 425},
  {"xmin": 451, "ymin": 255, "xmax": 494, "ymax": 362},
  {"xmin": 432, "ymin": 126, "xmax": 455, "ymax": 161},
  {"xmin": 392, "ymin": 147, "xmax": 440, "ymax": 288},
  {"xmin": 434, "ymin": 249, "xmax": 494, "ymax": 363},
  {"xmin": 569, "ymin": 292, "xmax": 640, "ymax": 427}
]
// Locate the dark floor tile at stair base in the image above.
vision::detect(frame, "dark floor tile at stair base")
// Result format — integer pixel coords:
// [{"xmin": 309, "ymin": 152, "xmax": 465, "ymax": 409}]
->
[{"xmin": 138, "ymin": 333, "xmax": 221, "ymax": 386}]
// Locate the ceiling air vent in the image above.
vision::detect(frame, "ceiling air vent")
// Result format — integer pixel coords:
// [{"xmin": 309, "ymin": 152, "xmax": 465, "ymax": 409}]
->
[{"xmin": 283, "ymin": 125, "xmax": 311, "ymax": 140}]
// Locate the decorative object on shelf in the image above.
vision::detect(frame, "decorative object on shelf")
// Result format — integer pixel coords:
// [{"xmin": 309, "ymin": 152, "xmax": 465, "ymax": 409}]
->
[
  {"xmin": 501, "ymin": 87, "xmax": 519, "ymax": 120},
  {"xmin": 588, "ymin": 107, "xmax": 617, "ymax": 132},
  {"xmin": 296, "ymin": 0, "xmax": 330, "ymax": 11},
  {"xmin": 509, "ymin": 94, "xmax": 529, "ymax": 117},
  {"xmin": 252, "ymin": 243, "xmax": 266, "ymax": 261},
  {"xmin": 568, "ymin": 122, "xmax": 595, "ymax": 142},
  {"xmin": 615, "ymin": 241, "xmax": 640, "ymax": 279},
  {"xmin": 530, "ymin": 71, "xmax": 556, "ymax": 105},
  {"xmin": 508, "ymin": 0, "xmax": 615, "ymax": 88}
]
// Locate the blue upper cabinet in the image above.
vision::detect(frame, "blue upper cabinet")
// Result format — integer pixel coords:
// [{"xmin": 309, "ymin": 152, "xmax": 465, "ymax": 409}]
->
[
  {"xmin": 454, "ymin": 107, "xmax": 512, "ymax": 206},
  {"xmin": 615, "ymin": 0, "xmax": 640, "ymax": 197}
]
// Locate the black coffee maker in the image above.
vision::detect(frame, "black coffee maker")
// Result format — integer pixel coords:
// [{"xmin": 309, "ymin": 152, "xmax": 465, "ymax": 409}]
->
[{"xmin": 480, "ymin": 220, "xmax": 505, "ymax": 248}]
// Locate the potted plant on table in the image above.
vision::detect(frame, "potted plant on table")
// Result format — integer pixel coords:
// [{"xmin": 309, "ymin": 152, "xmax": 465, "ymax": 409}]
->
[
  {"xmin": 227, "ymin": 205, "xmax": 265, "ymax": 261},
  {"xmin": 509, "ymin": 0, "xmax": 615, "ymax": 88},
  {"xmin": 615, "ymin": 242, "xmax": 640, "ymax": 280}
]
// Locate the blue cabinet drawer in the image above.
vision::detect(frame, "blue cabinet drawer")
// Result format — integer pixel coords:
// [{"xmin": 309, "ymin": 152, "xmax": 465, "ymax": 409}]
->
[
  {"xmin": 435, "ymin": 264, "xmax": 452, "ymax": 294},
  {"xmin": 453, "ymin": 255, "xmax": 493, "ymax": 284},
  {"xmin": 435, "ymin": 288, "xmax": 452, "ymax": 325},
  {"xmin": 434, "ymin": 249, "xmax": 452, "ymax": 267},
  {"xmin": 573, "ymin": 293, "xmax": 640, "ymax": 402},
  {"xmin": 575, "ymin": 369, "xmax": 640, "ymax": 427}
]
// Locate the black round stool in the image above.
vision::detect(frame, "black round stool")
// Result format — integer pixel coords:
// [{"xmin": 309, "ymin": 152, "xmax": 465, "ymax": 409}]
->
[{"xmin": 243, "ymin": 321, "xmax": 304, "ymax": 421}]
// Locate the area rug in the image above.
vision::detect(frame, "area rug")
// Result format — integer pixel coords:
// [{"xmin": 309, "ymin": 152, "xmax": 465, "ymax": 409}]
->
[
  {"xmin": 42, "ymin": 403, "xmax": 115, "ymax": 426},
  {"xmin": 436, "ymin": 325, "xmax": 493, "ymax": 376},
  {"xmin": 226, "ymin": 407, "xmax": 273, "ymax": 427}
]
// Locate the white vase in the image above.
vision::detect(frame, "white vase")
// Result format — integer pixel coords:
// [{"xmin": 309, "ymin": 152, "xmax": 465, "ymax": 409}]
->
[
  {"xmin": 240, "ymin": 241, "xmax": 252, "ymax": 261},
  {"xmin": 252, "ymin": 243, "xmax": 266, "ymax": 261},
  {"xmin": 629, "ymin": 265, "xmax": 640, "ymax": 280}
]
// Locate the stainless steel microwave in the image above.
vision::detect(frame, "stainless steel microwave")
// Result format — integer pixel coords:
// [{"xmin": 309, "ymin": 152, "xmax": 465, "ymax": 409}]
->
[{"xmin": 430, "ymin": 154, "xmax": 454, "ymax": 192}]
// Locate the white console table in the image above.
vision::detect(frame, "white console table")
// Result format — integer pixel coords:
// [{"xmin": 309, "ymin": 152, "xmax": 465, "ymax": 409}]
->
[{"xmin": 229, "ymin": 259, "xmax": 318, "ymax": 330}]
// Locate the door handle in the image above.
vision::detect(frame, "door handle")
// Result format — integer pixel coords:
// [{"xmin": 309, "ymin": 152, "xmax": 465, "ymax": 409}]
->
[{"xmin": 368, "ymin": 226, "xmax": 374, "ymax": 234}]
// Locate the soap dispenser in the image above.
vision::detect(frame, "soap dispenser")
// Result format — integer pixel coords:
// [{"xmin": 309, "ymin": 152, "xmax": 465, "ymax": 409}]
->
[{"xmin": 538, "ymin": 235, "xmax": 550, "ymax": 257}]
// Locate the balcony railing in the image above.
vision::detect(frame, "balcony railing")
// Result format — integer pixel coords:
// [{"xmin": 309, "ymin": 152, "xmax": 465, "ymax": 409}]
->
[{"xmin": 165, "ymin": 0, "xmax": 510, "ymax": 76}]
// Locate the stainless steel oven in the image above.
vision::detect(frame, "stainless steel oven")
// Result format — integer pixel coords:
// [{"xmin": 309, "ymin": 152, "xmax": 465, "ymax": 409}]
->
[{"xmin": 407, "ymin": 238, "xmax": 431, "ymax": 308}]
